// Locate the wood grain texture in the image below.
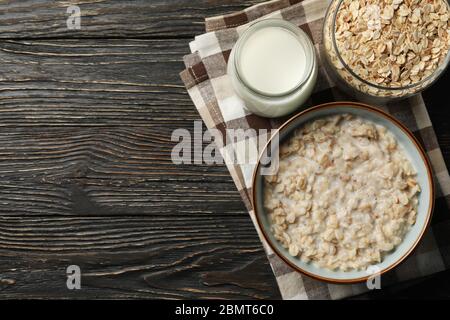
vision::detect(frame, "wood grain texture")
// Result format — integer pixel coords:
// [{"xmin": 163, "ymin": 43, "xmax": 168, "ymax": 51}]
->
[
  {"xmin": 0, "ymin": 215, "xmax": 277, "ymax": 299},
  {"xmin": 0, "ymin": 0, "xmax": 265, "ymax": 39},
  {"xmin": 0, "ymin": 39, "xmax": 191, "ymax": 126},
  {"xmin": 0, "ymin": 34, "xmax": 281, "ymax": 298},
  {"xmin": 0, "ymin": 0, "xmax": 448, "ymax": 300}
]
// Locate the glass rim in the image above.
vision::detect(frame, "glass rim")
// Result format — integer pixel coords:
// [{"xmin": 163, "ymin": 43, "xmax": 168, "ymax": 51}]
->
[
  {"xmin": 234, "ymin": 19, "xmax": 316, "ymax": 98},
  {"xmin": 330, "ymin": 0, "xmax": 450, "ymax": 91}
]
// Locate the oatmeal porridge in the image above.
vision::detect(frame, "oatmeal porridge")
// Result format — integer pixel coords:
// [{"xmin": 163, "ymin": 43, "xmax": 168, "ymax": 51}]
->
[{"xmin": 263, "ymin": 114, "xmax": 421, "ymax": 271}]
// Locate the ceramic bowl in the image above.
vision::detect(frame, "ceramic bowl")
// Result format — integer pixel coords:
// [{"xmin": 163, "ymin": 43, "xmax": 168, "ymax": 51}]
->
[{"xmin": 252, "ymin": 101, "xmax": 434, "ymax": 283}]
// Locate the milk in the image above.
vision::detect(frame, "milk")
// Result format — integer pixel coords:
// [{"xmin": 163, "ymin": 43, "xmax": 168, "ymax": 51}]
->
[
  {"xmin": 239, "ymin": 26, "xmax": 308, "ymax": 96},
  {"xmin": 228, "ymin": 19, "xmax": 317, "ymax": 118}
]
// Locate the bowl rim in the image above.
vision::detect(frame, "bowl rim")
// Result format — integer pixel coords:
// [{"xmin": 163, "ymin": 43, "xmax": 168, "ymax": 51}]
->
[{"xmin": 251, "ymin": 101, "xmax": 435, "ymax": 284}]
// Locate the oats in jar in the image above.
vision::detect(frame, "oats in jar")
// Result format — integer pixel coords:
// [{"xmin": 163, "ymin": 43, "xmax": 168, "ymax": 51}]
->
[
  {"xmin": 323, "ymin": 0, "xmax": 450, "ymax": 97},
  {"xmin": 264, "ymin": 114, "xmax": 420, "ymax": 271}
]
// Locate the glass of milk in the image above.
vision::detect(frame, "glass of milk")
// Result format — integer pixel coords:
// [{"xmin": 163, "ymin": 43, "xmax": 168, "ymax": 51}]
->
[{"xmin": 228, "ymin": 19, "xmax": 318, "ymax": 118}]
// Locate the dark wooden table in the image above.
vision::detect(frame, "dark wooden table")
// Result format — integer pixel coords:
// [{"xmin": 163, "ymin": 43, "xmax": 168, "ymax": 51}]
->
[{"xmin": 0, "ymin": 0, "xmax": 448, "ymax": 299}]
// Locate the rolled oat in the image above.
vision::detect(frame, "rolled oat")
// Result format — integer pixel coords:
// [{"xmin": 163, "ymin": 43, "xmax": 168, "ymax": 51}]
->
[{"xmin": 264, "ymin": 114, "xmax": 420, "ymax": 271}]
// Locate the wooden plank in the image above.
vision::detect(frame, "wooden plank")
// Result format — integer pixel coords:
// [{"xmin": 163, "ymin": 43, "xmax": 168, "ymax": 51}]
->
[
  {"xmin": 0, "ymin": 215, "xmax": 279, "ymax": 299},
  {"xmin": 0, "ymin": 0, "xmax": 264, "ymax": 39},
  {"xmin": 0, "ymin": 127, "xmax": 236, "ymax": 182},
  {"xmin": 0, "ymin": 39, "xmax": 232, "ymax": 180},
  {"xmin": 0, "ymin": 37, "xmax": 281, "ymax": 298},
  {"xmin": 0, "ymin": 179, "xmax": 248, "ymax": 216},
  {"xmin": 0, "ymin": 39, "xmax": 193, "ymax": 127}
]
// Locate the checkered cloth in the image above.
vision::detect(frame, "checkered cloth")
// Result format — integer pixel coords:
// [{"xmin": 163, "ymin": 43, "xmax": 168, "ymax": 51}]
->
[{"xmin": 180, "ymin": 0, "xmax": 450, "ymax": 299}]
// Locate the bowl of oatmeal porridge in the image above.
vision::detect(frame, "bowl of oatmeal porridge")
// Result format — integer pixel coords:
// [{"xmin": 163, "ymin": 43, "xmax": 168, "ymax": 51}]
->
[{"xmin": 252, "ymin": 102, "xmax": 434, "ymax": 283}]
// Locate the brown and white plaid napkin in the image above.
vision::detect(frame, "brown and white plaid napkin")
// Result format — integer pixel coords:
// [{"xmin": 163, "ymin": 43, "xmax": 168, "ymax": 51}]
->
[{"xmin": 180, "ymin": 0, "xmax": 450, "ymax": 299}]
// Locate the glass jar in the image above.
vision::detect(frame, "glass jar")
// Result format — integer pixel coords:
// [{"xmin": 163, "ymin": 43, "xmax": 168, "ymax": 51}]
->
[
  {"xmin": 228, "ymin": 19, "xmax": 318, "ymax": 118},
  {"xmin": 322, "ymin": 0, "xmax": 450, "ymax": 103}
]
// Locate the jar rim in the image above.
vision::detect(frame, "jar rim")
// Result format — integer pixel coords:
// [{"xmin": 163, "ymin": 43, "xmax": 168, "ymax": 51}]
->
[
  {"xmin": 233, "ymin": 19, "xmax": 316, "ymax": 98},
  {"xmin": 330, "ymin": 0, "xmax": 450, "ymax": 91}
]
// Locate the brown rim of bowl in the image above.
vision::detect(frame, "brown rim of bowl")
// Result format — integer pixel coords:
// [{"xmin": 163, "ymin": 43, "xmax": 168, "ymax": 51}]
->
[{"xmin": 251, "ymin": 101, "xmax": 435, "ymax": 284}]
